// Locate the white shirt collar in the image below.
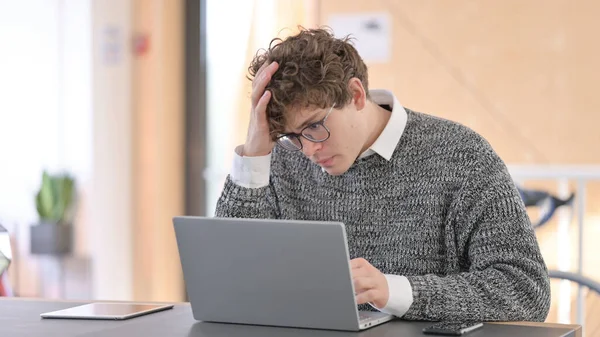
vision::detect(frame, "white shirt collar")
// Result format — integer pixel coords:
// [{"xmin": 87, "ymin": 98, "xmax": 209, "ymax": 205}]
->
[{"xmin": 358, "ymin": 89, "xmax": 408, "ymax": 161}]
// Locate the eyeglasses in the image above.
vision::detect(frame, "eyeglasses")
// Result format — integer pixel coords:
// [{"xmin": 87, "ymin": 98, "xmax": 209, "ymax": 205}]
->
[{"xmin": 276, "ymin": 103, "xmax": 336, "ymax": 151}]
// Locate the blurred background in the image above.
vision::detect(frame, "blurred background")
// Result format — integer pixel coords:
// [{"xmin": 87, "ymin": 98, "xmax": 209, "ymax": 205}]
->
[{"xmin": 0, "ymin": 0, "xmax": 599, "ymax": 334}]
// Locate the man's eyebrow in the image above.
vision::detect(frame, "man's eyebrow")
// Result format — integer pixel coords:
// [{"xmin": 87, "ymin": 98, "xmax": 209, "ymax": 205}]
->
[{"xmin": 293, "ymin": 112, "xmax": 322, "ymax": 132}]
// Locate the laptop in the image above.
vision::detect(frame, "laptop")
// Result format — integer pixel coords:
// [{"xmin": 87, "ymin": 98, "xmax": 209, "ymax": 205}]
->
[{"xmin": 173, "ymin": 216, "xmax": 394, "ymax": 331}]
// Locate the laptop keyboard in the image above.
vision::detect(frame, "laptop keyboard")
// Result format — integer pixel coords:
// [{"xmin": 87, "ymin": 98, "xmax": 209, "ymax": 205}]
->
[
  {"xmin": 359, "ymin": 313, "xmax": 371, "ymax": 321},
  {"xmin": 359, "ymin": 311, "xmax": 389, "ymax": 323},
  {"xmin": 359, "ymin": 312, "xmax": 379, "ymax": 322}
]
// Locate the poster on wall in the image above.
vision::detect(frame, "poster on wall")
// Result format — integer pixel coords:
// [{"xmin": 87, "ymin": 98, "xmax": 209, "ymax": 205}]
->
[
  {"xmin": 327, "ymin": 12, "xmax": 391, "ymax": 63},
  {"xmin": 102, "ymin": 26, "xmax": 122, "ymax": 66}
]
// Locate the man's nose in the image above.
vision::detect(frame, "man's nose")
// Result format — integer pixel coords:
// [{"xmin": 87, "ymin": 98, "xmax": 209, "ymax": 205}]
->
[{"xmin": 301, "ymin": 140, "xmax": 322, "ymax": 158}]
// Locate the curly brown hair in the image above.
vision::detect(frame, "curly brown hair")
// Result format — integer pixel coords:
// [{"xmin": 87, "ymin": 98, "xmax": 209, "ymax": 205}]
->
[{"xmin": 248, "ymin": 27, "xmax": 370, "ymax": 140}]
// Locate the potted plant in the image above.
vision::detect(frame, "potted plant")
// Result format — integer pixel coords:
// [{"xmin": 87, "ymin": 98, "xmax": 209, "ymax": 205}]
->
[{"xmin": 30, "ymin": 171, "xmax": 77, "ymax": 255}]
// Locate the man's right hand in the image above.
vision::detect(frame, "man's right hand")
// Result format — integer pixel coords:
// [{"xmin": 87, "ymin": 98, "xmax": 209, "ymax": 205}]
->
[{"xmin": 243, "ymin": 61, "xmax": 279, "ymax": 157}]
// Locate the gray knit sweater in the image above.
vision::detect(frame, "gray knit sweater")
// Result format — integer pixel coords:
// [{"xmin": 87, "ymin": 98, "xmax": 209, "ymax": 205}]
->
[{"xmin": 215, "ymin": 109, "xmax": 551, "ymax": 322}]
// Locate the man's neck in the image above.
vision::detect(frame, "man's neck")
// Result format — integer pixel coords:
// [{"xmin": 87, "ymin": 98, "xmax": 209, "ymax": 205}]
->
[{"xmin": 359, "ymin": 100, "xmax": 392, "ymax": 154}]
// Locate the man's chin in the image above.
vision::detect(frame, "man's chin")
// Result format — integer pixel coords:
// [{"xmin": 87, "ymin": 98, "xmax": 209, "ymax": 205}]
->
[{"xmin": 323, "ymin": 163, "xmax": 350, "ymax": 176}]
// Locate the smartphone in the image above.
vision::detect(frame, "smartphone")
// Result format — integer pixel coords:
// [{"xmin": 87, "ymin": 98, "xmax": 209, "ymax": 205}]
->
[{"xmin": 422, "ymin": 321, "xmax": 483, "ymax": 336}]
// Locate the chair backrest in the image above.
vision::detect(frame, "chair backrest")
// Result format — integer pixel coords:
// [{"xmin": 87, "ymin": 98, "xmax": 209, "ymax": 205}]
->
[
  {"xmin": 517, "ymin": 185, "xmax": 575, "ymax": 228},
  {"xmin": 549, "ymin": 270, "xmax": 600, "ymax": 295},
  {"xmin": 548, "ymin": 270, "xmax": 600, "ymax": 336}
]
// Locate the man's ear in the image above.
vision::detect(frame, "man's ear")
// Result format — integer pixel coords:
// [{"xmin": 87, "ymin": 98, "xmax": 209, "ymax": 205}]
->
[{"xmin": 348, "ymin": 78, "xmax": 367, "ymax": 111}]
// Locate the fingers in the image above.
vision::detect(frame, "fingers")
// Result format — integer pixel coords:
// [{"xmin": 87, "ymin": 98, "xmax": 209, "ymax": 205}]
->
[
  {"xmin": 256, "ymin": 61, "xmax": 279, "ymax": 84},
  {"xmin": 353, "ymin": 276, "xmax": 376, "ymax": 294},
  {"xmin": 350, "ymin": 258, "xmax": 388, "ymax": 307},
  {"xmin": 264, "ymin": 61, "xmax": 279, "ymax": 78},
  {"xmin": 251, "ymin": 62, "xmax": 279, "ymax": 107},
  {"xmin": 254, "ymin": 60, "xmax": 270, "ymax": 80},
  {"xmin": 351, "ymin": 265, "xmax": 370, "ymax": 279},
  {"xmin": 350, "ymin": 257, "xmax": 368, "ymax": 269},
  {"xmin": 355, "ymin": 289, "xmax": 381, "ymax": 305},
  {"xmin": 351, "ymin": 258, "xmax": 375, "ymax": 292},
  {"xmin": 350, "ymin": 258, "xmax": 372, "ymax": 279},
  {"xmin": 254, "ymin": 90, "xmax": 272, "ymax": 119}
]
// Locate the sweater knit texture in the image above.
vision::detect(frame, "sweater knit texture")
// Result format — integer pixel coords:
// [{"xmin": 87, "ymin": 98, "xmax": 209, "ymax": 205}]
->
[{"xmin": 215, "ymin": 109, "xmax": 551, "ymax": 322}]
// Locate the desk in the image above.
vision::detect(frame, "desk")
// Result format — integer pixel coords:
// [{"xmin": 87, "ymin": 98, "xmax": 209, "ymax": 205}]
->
[{"xmin": 0, "ymin": 298, "xmax": 581, "ymax": 337}]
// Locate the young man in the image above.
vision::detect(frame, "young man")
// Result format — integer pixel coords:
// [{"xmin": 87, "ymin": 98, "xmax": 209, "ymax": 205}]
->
[{"xmin": 215, "ymin": 28, "xmax": 551, "ymax": 322}]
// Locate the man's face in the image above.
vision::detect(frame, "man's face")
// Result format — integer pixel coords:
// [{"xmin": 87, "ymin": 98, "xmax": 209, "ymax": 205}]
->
[{"xmin": 283, "ymin": 102, "xmax": 367, "ymax": 176}]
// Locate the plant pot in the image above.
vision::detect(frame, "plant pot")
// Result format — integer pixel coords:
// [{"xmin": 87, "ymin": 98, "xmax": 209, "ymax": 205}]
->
[{"xmin": 30, "ymin": 223, "xmax": 73, "ymax": 255}]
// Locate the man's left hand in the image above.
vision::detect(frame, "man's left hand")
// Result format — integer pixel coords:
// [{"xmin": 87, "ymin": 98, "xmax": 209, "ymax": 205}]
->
[{"xmin": 350, "ymin": 258, "xmax": 389, "ymax": 309}]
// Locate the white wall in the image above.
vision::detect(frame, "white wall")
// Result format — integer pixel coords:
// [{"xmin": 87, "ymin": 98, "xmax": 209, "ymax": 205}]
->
[
  {"xmin": 0, "ymin": 0, "xmax": 134, "ymax": 301},
  {"xmin": 0, "ymin": 0, "xmax": 62, "ymax": 227},
  {"xmin": 90, "ymin": 0, "xmax": 133, "ymax": 301},
  {"xmin": 0, "ymin": 0, "xmax": 93, "ymax": 297}
]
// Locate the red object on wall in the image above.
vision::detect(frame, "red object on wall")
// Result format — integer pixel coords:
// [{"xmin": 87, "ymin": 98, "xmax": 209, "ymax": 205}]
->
[{"xmin": 133, "ymin": 33, "xmax": 151, "ymax": 56}]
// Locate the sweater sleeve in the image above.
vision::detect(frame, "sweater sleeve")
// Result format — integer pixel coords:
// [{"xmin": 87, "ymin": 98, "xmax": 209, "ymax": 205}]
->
[
  {"xmin": 402, "ymin": 146, "xmax": 551, "ymax": 322},
  {"xmin": 214, "ymin": 174, "xmax": 281, "ymax": 219},
  {"xmin": 214, "ymin": 145, "xmax": 281, "ymax": 219}
]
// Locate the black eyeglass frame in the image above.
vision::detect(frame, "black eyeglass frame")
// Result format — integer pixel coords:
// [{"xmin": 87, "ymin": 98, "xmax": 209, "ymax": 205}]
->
[{"xmin": 275, "ymin": 103, "xmax": 337, "ymax": 151}]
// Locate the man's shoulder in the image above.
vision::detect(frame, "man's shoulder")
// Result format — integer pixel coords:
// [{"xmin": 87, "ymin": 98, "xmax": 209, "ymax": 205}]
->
[
  {"xmin": 400, "ymin": 108, "xmax": 498, "ymax": 162},
  {"xmin": 405, "ymin": 108, "xmax": 480, "ymax": 137}
]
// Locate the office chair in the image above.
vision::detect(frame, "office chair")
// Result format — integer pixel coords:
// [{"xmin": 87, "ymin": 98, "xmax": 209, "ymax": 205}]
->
[
  {"xmin": 518, "ymin": 189, "xmax": 599, "ymax": 335},
  {"xmin": 548, "ymin": 271, "xmax": 600, "ymax": 336},
  {"xmin": 517, "ymin": 186, "xmax": 575, "ymax": 228}
]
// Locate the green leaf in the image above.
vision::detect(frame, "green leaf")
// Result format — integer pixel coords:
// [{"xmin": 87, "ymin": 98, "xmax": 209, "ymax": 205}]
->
[
  {"xmin": 34, "ymin": 170, "xmax": 76, "ymax": 224},
  {"xmin": 36, "ymin": 171, "xmax": 55, "ymax": 221},
  {"xmin": 51, "ymin": 175, "xmax": 62, "ymax": 222}
]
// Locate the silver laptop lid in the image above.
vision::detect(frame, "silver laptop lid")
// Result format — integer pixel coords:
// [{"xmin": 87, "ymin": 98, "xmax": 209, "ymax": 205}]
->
[{"xmin": 173, "ymin": 216, "xmax": 362, "ymax": 331}]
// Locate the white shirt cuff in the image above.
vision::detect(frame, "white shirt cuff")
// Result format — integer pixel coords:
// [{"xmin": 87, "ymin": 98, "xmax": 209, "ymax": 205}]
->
[
  {"xmin": 370, "ymin": 274, "xmax": 413, "ymax": 317},
  {"xmin": 230, "ymin": 145, "xmax": 271, "ymax": 188}
]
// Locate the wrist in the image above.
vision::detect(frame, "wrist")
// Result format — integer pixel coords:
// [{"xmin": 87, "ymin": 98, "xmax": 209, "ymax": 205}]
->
[
  {"xmin": 373, "ymin": 274, "xmax": 390, "ymax": 309},
  {"xmin": 242, "ymin": 144, "xmax": 273, "ymax": 157}
]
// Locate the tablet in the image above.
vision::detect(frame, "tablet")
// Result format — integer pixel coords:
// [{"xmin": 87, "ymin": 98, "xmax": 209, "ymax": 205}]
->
[{"xmin": 40, "ymin": 302, "xmax": 174, "ymax": 320}]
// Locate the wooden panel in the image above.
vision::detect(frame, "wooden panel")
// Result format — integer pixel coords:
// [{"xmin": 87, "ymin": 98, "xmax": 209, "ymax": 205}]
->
[
  {"xmin": 132, "ymin": 0, "xmax": 185, "ymax": 302},
  {"xmin": 319, "ymin": 0, "xmax": 600, "ymax": 164}
]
